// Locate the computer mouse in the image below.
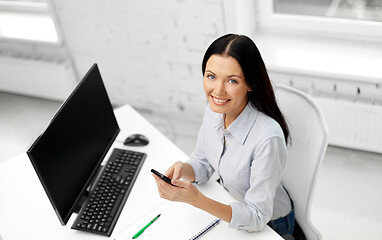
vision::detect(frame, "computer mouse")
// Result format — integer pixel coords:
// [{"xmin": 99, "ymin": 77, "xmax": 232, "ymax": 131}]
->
[{"xmin": 123, "ymin": 134, "xmax": 149, "ymax": 146}]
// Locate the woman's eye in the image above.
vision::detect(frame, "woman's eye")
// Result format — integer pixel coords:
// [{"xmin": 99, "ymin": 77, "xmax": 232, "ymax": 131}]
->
[
  {"xmin": 229, "ymin": 79, "xmax": 238, "ymax": 84},
  {"xmin": 207, "ymin": 75, "xmax": 215, "ymax": 80}
]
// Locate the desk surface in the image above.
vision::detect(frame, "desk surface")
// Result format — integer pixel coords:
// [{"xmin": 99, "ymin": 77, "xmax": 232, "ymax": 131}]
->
[{"xmin": 0, "ymin": 105, "xmax": 282, "ymax": 240}]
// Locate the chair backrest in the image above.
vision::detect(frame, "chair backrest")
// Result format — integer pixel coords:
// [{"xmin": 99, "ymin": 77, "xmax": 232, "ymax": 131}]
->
[{"xmin": 274, "ymin": 84, "xmax": 328, "ymax": 240}]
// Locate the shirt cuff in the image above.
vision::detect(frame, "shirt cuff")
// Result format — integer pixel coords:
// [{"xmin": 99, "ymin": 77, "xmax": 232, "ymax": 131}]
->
[
  {"xmin": 229, "ymin": 202, "xmax": 252, "ymax": 230},
  {"xmin": 229, "ymin": 202, "xmax": 265, "ymax": 232}
]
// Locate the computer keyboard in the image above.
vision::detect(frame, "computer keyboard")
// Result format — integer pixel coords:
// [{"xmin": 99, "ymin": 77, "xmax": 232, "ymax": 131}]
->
[{"xmin": 72, "ymin": 148, "xmax": 146, "ymax": 236}]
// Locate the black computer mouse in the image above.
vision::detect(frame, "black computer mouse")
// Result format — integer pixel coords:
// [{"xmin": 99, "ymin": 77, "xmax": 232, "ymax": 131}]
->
[{"xmin": 123, "ymin": 134, "xmax": 149, "ymax": 146}]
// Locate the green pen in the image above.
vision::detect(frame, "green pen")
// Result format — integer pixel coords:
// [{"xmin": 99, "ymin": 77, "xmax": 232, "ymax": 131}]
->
[{"xmin": 132, "ymin": 214, "xmax": 161, "ymax": 239}]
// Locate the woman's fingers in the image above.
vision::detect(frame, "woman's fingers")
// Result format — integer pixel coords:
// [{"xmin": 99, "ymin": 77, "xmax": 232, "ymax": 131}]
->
[{"xmin": 165, "ymin": 161, "xmax": 183, "ymax": 180}]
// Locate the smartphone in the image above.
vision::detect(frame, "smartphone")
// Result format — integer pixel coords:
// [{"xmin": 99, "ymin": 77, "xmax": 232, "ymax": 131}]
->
[{"xmin": 151, "ymin": 169, "xmax": 176, "ymax": 186}]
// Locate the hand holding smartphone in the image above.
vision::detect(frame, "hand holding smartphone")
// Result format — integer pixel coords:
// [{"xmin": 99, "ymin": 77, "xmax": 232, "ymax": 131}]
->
[{"xmin": 151, "ymin": 169, "xmax": 177, "ymax": 186}]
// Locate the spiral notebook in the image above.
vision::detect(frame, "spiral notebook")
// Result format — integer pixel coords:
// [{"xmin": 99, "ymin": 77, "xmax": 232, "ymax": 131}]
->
[{"xmin": 114, "ymin": 201, "xmax": 220, "ymax": 240}]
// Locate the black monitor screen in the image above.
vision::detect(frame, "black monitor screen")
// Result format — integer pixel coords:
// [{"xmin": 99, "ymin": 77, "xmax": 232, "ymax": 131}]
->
[{"xmin": 27, "ymin": 64, "xmax": 119, "ymax": 225}]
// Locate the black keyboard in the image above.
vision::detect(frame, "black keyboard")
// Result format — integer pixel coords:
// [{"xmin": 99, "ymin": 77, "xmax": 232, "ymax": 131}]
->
[{"xmin": 72, "ymin": 148, "xmax": 146, "ymax": 236}]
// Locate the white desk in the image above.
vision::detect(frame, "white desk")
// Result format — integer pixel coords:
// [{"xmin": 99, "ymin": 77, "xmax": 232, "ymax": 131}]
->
[{"xmin": 0, "ymin": 105, "xmax": 282, "ymax": 240}]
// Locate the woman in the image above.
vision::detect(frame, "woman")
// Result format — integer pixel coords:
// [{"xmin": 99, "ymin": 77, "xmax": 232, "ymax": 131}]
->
[{"xmin": 153, "ymin": 34, "xmax": 295, "ymax": 238}]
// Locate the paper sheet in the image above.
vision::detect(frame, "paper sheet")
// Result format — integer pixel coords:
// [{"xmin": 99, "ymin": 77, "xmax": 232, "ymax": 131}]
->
[{"xmin": 114, "ymin": 201, "xmax": 219, "ymax": 240}]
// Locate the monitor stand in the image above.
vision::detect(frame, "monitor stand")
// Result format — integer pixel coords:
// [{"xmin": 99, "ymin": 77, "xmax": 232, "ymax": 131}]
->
[
  {"xmin": 73, "ymin": 190, "xmax": 89, "ymax": 214},
  {"xmin": 73, "ymin": 163, "xmax": 104, "ymax": 214}
]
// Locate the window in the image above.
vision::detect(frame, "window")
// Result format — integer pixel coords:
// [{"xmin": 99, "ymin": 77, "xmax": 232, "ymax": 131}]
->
[
  {"xmin": 0, "ymin": 0, "xmax": 60, "ymax": 44},
  {"xmin": 257, "ymin": 0, "xmax": 382, "ymax": 40},
  {"xmin": 274, "ymin": 0, "xmax": 382, "ymax": 22}
]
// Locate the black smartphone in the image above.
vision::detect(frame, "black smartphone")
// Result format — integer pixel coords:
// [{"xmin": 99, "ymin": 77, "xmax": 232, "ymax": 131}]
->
[{"xmin": 151, "ymin": 169, "xmax": 176, "ymax": 186}]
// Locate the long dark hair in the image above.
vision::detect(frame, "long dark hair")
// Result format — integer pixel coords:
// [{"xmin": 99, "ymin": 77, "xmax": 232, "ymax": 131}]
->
[{"xmin": 202, "ymin": 34, "xmax": 289, "ymax": 144}]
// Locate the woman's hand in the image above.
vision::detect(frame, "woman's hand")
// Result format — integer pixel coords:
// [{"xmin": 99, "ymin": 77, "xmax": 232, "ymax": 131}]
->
[
  {"xmin": 152, "ymin": 173, "xmax": 233, "ymax": 223},
  {"xmin": 164, "ymin": 161, "xmax": 184, "ymax": 180},
  {"xmin": 152, "ymin": 174, "xmax": 203, "ymax": 206},
  {"xmin": 164, "ymin": 161, "xmax": 196, "ymax": 182}
]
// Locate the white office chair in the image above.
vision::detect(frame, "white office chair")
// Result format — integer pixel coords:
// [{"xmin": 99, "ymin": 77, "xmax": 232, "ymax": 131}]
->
[{"xmin": 274, "ymin": 84, "xmax": 328, "ymax": 240}]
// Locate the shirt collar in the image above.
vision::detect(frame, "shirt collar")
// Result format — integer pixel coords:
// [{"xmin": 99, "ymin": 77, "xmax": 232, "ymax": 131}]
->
[{"xmin": 213, "ymin": 102, "xmax": 259, "ymax": 145}]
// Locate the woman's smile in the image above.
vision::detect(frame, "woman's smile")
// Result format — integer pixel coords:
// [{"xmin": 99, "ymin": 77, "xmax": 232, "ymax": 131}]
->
[{"xmin": 211, "ymin": 95, "xmax": 231, "ymax": 105}]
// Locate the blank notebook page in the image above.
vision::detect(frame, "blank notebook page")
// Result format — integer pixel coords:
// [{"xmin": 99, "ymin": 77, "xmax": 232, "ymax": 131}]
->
[{"xmin": 114, "ymin": 201, "xmax": 220, "ymax": 240}]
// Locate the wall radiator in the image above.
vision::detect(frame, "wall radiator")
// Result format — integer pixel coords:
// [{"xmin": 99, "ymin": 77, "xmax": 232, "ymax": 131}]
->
[
  {"xmin": 1, "ymin": 55, "xmax": 381, "ymax": 153},
  {"xmin": 314, "ymin": 97, "xmax": 382, "ymax": 153},
  {"xmin": 0, "ymin": 56, "xmax": 77, "ymax": 101},
  {"xmin": 271, "ymin": 71, "xmax": 382, "ymax": 154}
]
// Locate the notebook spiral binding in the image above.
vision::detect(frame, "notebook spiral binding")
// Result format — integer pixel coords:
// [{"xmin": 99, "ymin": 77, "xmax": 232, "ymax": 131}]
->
[{"xmin": 190, "ymin": 219, "xmax": 220, "ymax": 240}]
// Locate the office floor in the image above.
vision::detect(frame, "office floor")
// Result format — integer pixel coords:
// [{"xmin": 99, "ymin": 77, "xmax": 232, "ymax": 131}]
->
[{"xmin": 0, "ymin": 92, "xmax": 381, "ymax": 240}]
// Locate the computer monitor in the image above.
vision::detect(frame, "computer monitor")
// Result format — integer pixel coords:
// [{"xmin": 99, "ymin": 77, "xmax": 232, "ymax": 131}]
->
[{"xmin": 27, "ymin": 64, "xmax": 119, "ymax": 225}]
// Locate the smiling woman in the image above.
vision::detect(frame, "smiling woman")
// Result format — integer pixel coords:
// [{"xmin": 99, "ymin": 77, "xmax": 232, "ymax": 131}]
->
[
  {"xmin": 201, "ymin": 34, "xmax": 289, "ymax": 142},
  {"xmin": 153, "ymin": 34, "xmax": 296, "ymax": 239},
  {"xmin": 203, "ymin": 54, "xmax": 251, "ymax": 128}
]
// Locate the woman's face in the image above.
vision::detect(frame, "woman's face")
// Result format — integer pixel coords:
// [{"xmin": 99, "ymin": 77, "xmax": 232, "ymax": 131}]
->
[{"xmin": 203, "ymin": 54, "xmax": 251, "ymax": 123}]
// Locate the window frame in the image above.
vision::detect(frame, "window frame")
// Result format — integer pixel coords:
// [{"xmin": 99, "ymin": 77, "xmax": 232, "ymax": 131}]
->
[
  {"xmin": 0, "ymin": 0, "xmax": 62, "ymax": 45},
  {"xmin": 257, "ymin": 0, "xmax": 382, "ymax": 41},
  {"xmin": 0, "ymin": 0, "xmax": 49, "ymax": 13}
]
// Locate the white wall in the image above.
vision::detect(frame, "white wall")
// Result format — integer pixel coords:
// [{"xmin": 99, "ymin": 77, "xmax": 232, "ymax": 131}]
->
[
  {"xmin": 51, "ymin": 0, "xmax": 230, "ymax": 119},
  {"xmin": 0, "ymin": 0, "xmax": 257, "ymax": 119},
  {"xmin": 4, "ymin": 0, "xmax": 379, "ymax": 152}
]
